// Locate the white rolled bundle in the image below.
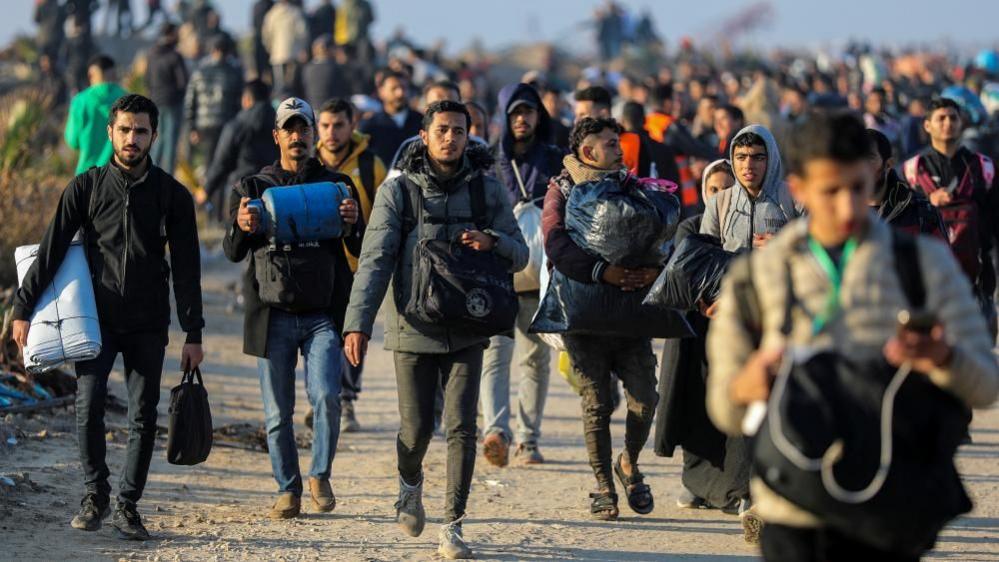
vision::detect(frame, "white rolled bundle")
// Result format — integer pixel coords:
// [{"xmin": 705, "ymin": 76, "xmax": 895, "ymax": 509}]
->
[{"xmin": 15, "ymin": 242, "xmax": 102, "ymax": 373}]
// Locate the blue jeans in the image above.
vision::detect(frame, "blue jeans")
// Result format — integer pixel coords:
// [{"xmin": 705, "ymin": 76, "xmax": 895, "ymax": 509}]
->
[
  {"xmin": 480, "ymin": 293, "xmax": 551, "ymax": 445},
  {"xmin": 150, "ymin": 103, "xmax": 180, "ymax": 174},
  {"xmin": 257, "ymin": 309, "xmax": 343, "ymax": 495}
]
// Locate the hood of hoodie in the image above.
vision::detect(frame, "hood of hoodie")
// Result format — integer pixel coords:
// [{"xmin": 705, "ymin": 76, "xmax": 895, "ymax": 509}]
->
[
  {"xmin": 497, "ymin": 83, "xmax": 553, "ymax": 157},
  {"xmin": 701, "ymin": 158, "xmax": 732, "ymax": 203},
  {"xmin": 345, "ymin": 130, "xmax": 373, "ymax": 162},
  {"xmin": 258, "ymin": 156, "xmax": 331, "ymax": 185},
  {"xmin": 397, "ymin": 138, "xmax": 496, "ymax": 193},
  {"xmin": 728, "ymin": 124, "xmax": 783, "ymax": 198}
]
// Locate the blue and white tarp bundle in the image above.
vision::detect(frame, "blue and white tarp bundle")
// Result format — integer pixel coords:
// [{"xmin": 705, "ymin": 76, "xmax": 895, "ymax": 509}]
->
[{"xmin": 15, "ymin": 241, "xmax": 102, "ymax": 373}]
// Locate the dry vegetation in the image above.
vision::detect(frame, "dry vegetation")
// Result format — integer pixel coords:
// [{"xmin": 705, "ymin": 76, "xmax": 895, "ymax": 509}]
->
[{"xmin": 0, "ymin": 86, "xmax": 73, "ymax": 287}]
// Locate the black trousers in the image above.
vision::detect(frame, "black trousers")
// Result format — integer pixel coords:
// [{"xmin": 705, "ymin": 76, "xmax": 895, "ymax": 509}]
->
[
  {"xmin": 75, "ymin": 329, "xmax": 167, "ymax": 506},
  {"xmin": 393, "ymin": 344, "xmax": 484, "ymax": 522},
  {"xmin": 564, "ymin": 334, "xmax": 658, "ymax": 492},
  {"xmin": 761, "ymin": 523, "xmax": 920, "ymax": 562}
]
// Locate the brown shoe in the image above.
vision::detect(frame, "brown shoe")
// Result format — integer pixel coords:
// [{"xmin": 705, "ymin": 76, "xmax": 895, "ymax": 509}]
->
[
  {"xmin": 482, "ymin": 432, "xmax": 510, "ymax": 467},
  {"xmin": 309, "ymin": 477, "xmax": 336, "ymax": 512},
  {"xmin": 268, "ymin": 492, "xmax": 301, "ymax": 520}
]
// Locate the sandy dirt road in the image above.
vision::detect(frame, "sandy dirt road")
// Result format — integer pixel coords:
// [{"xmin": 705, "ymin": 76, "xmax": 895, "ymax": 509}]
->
[{"xmin": 1, "ymin": 255, "xmax": 998, "ymax": 561}]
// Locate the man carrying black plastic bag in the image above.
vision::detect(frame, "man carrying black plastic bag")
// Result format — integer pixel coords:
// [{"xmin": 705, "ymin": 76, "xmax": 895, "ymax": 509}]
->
[
  {"xmin": 540, "ymin": 117, "xmax": 673, "ymax": 521},
  {"xmin": 706, "ymin": 111, "xmax": 998, "ymax": 560},
  {"xmin": 342, "ymin": 101, "xmax": 527, "ymax": 560}
]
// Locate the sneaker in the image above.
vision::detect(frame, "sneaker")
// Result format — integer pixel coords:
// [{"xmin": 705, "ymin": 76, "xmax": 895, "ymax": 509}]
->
[
  {"xmin": 341, "ymin": 400, "xmax": 361, "ymax": 433},
  {"xmin": 308, "ymin": 477, "xmax": 336, "ymax": 512},
  {"xmin": 482, "ymin": 432, "xmax": 510, "ymax": 467},
  {"xmin": 268, "ymin": 492, "xmax": 301, "ymax": 520},
  {"xmin": 738, "ymin": 499, "xmax": 763, "ymax": 544},
  {"xmin": 437, "ymin": 517, "xmax": 473, "ymax": 559},
  {"xmin": 110, "ymin": 501, "xmax": 150, "ymax": 541},
  {"xmin": 395, "ymin": 476, "xmax": 426, "ymax": 537},
  {"xmin": 676, "ymin": 489, "xmax": 707, "ymax": 509},
  {"xmin": 514, "ymin": 442, "xmax": 545, "ymax": 465},
  {"xmin": 70, "ymin": 493, "xmax": 110, "ymax": 531}
]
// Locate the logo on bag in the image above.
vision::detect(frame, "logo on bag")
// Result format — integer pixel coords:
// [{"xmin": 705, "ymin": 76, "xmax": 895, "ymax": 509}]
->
[{"xmin": 466, "ymin": 288, "xmax": 492, "ymax": 318}]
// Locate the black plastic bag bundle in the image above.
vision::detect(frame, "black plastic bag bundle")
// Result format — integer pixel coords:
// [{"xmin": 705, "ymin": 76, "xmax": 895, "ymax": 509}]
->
[
  {"xmin": 644, "ymin": 234, "xmax": 735, "ymax": 311},
  {"xmin": 529, "ymin": 269, "xmax": 694, "ymax": 339},
  {"xmin": 565, "ymin": 177, "xmax": 680, "ymax": 267}
]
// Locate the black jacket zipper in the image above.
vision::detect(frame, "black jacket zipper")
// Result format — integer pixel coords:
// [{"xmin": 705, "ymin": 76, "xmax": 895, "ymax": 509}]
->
[{"xmin": 121, "ymin": 188, "xmax": 130, "ymax": 297}]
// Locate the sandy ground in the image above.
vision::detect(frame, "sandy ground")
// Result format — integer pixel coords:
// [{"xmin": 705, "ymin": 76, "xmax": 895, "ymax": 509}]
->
[{"xmin": 1, "ymin": 254, "xmax": 998, "ymax": 562}]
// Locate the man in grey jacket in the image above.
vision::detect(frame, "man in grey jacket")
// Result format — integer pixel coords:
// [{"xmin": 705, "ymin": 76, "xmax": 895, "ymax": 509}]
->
[
  {"xmin": 343, "ymin": 100, "xmax": 528, "ymax": 560},
  {"xmin": 700, "ymin": 124, "xmax": 802, "ymax": 251}
]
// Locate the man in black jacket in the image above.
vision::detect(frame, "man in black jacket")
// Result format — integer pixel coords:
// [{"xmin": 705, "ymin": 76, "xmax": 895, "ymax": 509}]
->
[
  {"xmin": 12, "ymin": 94, "xmax": 204, "ymax": 540},
  {"xmin": 223, "ymin": 97, "xmax": 361, "ymax": 520},
  {"xmin": 204, "ymin": 80, "xmax": 279, "ymax": 224},
  {"xmin": 358, "ymin": 69, "xmax": 422, "ymax": 165},
  {"xmin": 145, "ymin": 23, "xmax": 187, "ymax": 174}
]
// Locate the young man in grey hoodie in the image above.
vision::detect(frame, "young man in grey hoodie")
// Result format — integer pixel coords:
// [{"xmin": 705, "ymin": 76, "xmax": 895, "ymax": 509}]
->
[{"xmin": 700, "ymin": 124, "xmax": 802, "ymax": 251}]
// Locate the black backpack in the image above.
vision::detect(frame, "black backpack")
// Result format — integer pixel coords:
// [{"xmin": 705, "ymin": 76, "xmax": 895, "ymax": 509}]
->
[
  {"xmin": 166, "ymin": 367, "xmax": 213, "ymax": 466},
  {"xmin": 734, "ymin": 231, "xmax": 972, "ymax": 556},
  {"xmin": 393, "ymin": 174, "xmax": 518, "ymax": 337}
]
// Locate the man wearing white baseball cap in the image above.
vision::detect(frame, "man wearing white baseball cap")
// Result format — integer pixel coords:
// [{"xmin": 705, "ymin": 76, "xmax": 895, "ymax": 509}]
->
[{"xmin": 223, "ymin": 97, "xmax": 363, "ymax": 519}]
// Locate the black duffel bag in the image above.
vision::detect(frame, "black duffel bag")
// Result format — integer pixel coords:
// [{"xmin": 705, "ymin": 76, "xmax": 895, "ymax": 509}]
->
[
  {"xmin": 166, "ymin": 367, "xmax": 213, "ymax": 465},
  {"xmin": 396, "ymin": 175, "xmax": 518, "ymax": 337},
  {"xmin": 529, "ymin": 268, "xmax": 693, "ymax": 339},
  {"xmin": 747, "ymin": 231, "xmax": 971, "ymax": 557}
]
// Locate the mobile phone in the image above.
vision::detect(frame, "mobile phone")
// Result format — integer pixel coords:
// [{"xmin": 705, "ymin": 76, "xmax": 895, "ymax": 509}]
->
[{"xmin": 897, "ymin": 309, "xmax": 937, "ymax": 335}]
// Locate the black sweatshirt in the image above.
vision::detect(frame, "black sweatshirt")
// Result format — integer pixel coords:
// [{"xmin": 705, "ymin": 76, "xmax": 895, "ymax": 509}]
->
[{"xmin": 13, "ymin": 160, "xmax": 205, "ymax": 343}]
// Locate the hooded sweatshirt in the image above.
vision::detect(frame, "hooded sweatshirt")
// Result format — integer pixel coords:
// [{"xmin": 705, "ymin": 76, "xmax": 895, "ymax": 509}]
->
[
  {"xmin": 492, "ymin": 83, "xmax": 565, "ymax": 206},
  {"xmin": 699, "ymin": 124, "xmax": 801, "ymax": 252},
  {"xmin": 65, "ymin": 81, "xmax": 129, "ymax": 174}
]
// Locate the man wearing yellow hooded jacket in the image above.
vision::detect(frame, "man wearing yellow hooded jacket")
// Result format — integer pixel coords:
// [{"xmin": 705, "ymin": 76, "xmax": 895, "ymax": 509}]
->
[{"xmin": 317, "ymin": 96, "xmax": 387, "ymax": 432}]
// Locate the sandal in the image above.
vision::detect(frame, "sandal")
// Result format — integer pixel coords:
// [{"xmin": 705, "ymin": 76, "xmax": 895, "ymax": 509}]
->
[
  {"xmin": 614, "ymin": 454, "xmax": 654, "ymax": 515},
  {"xmin": 588, "ymin": 491, "xmax": 619, "ymax": 521}
]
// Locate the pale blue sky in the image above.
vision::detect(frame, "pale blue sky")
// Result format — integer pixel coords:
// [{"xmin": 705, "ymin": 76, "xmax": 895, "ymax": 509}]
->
[{"xmin": 6, "ymin": 0, "xmax": 999, "ymax": 55}]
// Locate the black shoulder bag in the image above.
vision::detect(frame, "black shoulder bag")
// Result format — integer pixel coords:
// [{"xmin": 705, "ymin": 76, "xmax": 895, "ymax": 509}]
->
[
  {"xmin": 166, "ymin": 367, "xmax": 214, "ymax": 466},
  {"xmin": 395, "ymin": 174, "xmax": 518, "ymax": 337}
]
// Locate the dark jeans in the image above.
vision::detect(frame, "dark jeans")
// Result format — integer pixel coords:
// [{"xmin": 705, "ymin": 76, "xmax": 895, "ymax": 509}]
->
[
  {"xmin": 564, "ymin": 334, "xmax": 658, "ymax": 492},
  {"xmin": 394, "ymin": 344, "xmax": 484, "ymax": 522},
  {"xmin": 761, "ymin": 524, "xmax": 919, "ymax": 562},
  {"xmin": 75, "ymin": 329, "xmax": 167, "ymax": 506},
  {"xmin": 257, "ymin": 310, "xmax": 343, "ymax": 495},
  {"xmin": 196, "ymin": 125, "xmax": 224, "ymax": 220},
  {"xmin": 341, "ymin": 360, "xmax": 363, "ymax": 402}
]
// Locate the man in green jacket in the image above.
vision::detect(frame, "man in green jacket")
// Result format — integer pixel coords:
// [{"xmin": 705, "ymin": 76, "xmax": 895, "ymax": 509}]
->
[{"xmin": 65, "ymin": 55, "xmax": 128, "ymax": 174}]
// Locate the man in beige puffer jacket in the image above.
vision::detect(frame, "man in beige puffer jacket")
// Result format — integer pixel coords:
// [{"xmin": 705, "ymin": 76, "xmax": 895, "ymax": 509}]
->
[{"xmin": 707, "ymin": 111, "xmax": 999, "ymax": 560}]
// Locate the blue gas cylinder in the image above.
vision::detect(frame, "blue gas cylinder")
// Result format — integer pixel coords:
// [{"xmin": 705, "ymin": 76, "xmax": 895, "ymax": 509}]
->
[{"xmin": 247, "ymin": 182, "xmax": 352, "ymax": 243}]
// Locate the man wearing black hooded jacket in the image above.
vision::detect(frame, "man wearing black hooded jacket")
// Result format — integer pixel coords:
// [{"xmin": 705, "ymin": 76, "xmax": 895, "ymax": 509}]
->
[{"xmin": 479, "ymin": 83, "xmax": 565, "ymax": 468}]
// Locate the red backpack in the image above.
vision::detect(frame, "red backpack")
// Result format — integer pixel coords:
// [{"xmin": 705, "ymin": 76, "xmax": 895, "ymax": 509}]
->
[{"xmin": 904, "ymin": 153, "xmax": 995, "ymax": 281}]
